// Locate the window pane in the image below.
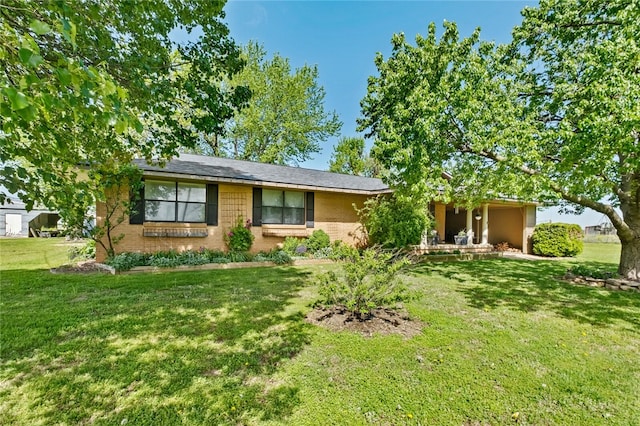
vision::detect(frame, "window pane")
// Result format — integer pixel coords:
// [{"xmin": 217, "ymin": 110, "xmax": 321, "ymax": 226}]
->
[
  {"xmin": 283, "ymin": 208, "xmax": 305, "ymax": 225},
  {"xmin": 178, "ymin": 183, "xmax": 206, "ymax": 202},
  {"xmin": 263, "ymin": 189, "xmax": 283, "ymax": 207},
  {"xmin": 145, "ymin": 201, "xmax": 175, "ymax": 221},
  {"xmin": 262, "ymin": 206, "xmax": 283, "ymax": 224},
  {"xmin": 177, "ymin": 203, "xmax": 205, "ymax": 222},
  {"xmin": 284, "ymin": 191, "xmax": 304, "ymax": 208},
  {"xmin": 145, "ymin": 180, "xmax": 176, "ymax": 201}
]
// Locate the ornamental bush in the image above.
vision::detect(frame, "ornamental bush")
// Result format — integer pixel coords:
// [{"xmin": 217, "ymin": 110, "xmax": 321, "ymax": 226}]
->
[
  {"xmin": 357, "ymin": 195, "xmax": 431, "ymax": 249},
  {"xmin": 532, "ymin": 223, "xmax": 583, "ymax": 257},
  {"xmin": 315, "ymin": 248, "xmax": 412, "ymax": 319},
  {"xmin": 282, "ymin": 236, "xmax": 305, "ymax": 255},
  {"xmin": 306, "ymin": 229, "xmax": 331, "ymax": 252},
  {"xmin": 224, "ymin": 216, "xmax": 255, "ymax": 252},
  {"xmin": 282, "ymin": 230, "xmax": 331, "ymax": 256}
]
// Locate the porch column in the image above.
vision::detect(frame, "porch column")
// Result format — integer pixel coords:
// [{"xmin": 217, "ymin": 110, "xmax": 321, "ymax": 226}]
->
[
  {"xmin": 434, "ymin": 203, "xmax": 446, "ymax": 242},
  {"xmin": 466, "ymin": 209, "xmax": 473, "ymax": 245},
  {"xmin": 482, "ymin": 204, "xmax": 489, "ymax": 244}
]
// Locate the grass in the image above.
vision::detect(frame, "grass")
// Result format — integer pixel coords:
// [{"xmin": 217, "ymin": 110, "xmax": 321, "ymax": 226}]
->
[
  {"xmin": 576, "ymin": 241, "xmax": 621, "ymax": 265},
  {"xmin": 1, "ymin": 239, "xmax": 639, "ymax": 425}
]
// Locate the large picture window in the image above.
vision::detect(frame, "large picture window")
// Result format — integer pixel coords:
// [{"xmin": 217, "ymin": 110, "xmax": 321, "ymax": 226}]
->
[
  {"xmin": 144, "ymin": 180, "xmax": 207, "ymax": 223},
  {"xmin": 262, "ymin": 189, "xmax": 305, "ymax": 225}
]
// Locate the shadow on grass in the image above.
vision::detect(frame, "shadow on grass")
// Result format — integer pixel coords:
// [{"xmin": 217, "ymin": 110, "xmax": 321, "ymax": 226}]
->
[
  {"xmin": 0, "ymin": 266, "xmax": 313, "ymax": 424},
  {"xmin": 411, "ymin": 258, "xmax": 640, "ymax": 331}
]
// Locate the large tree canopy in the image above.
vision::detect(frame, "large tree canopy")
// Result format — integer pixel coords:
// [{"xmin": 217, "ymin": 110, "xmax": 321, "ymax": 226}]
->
[
  {"xmin": 216, "ymin": 41, "xmax": 342, "ymax": 165},
  {"xmin": 1, "ymin": 0, "xmax": 247, "ymax": 211},
  {"xmin": 328, "ymin": 136, "xmax": 381, "ymax": 177},
  {"xmin": 359, "ymin": 0, "xmax": 640, "ymax": 279}
]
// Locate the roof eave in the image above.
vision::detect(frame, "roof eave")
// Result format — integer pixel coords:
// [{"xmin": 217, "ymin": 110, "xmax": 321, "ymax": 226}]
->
[{"xmin": 141, "ymin": 170, "xmax": 391, "ymax": 195}]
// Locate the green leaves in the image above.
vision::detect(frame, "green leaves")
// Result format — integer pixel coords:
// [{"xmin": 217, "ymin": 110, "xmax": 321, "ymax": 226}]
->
[
  {"xmin": 2, "ymin": 87, "xmax": 30, "ymax": 111},
  {"xmin": 18, "ymin": 48, "xmax": 43, "ymax": 68},
  {"xmin": 29, "ymin": 19, "xmax": 51, "ymax": 35},
  {"xmin": 315, "ymin": 248, "xmax": 412, "ymax": 319},
  {"xmin": 1, "ymin": 0, "xmax": 245, "ymax": 251},
  {"xmin": 58, "ymin": 18, "xmax": 77, "ymax": 49},
  {"xmin": 360, "ymin": 0, "xmax": 640, "ymax": 277},
  {"xmin": 221, "ymin": 41, "xmax": 341, "ymax": 165}
]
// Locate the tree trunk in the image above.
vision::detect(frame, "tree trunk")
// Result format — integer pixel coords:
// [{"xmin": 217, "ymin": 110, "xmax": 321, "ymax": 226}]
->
[{"xmin": 618, "ymin": 236, "xmax": 640, "ymax": 281}]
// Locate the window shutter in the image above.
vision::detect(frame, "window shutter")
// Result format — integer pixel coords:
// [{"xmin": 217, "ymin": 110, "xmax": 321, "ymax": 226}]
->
[
  {"xmin": 129, "ymin": 183, "xmax": 145, "ymax": 225},
  {"xmin": 252, "ymin": 187, "xmax": 262, "ymax": 226},
  {"xmin": 306, "ymin": 192, "xmax": 314, "ymax": 228},
  {"xmin": 206, "ymin": 184, "xmax": 218, "ymax": 225}
]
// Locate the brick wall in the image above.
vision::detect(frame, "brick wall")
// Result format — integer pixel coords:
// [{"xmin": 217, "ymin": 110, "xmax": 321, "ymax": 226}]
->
[{"xmin": 96, "ymin": 182, "xmax": 371, "ymax": 261}]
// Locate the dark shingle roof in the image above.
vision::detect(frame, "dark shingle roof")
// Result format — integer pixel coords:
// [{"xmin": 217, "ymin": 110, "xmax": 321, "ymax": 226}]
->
[{"xmin": 134, "ymin": 154, "xmax": 390, "ymax": 194}]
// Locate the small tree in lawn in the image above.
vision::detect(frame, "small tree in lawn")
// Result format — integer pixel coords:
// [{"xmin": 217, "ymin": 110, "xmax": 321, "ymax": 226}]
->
[{"xmin": 315, "ymin": 248, "xmax": 412, "ymax": 320}]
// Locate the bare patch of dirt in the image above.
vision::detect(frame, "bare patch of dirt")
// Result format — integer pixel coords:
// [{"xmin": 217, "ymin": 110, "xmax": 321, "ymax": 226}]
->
[
  {"xmin": 50, "ymin": 260, "xmax": 114, "ymax": 274},
  {"xmin": 306, "ymin": 307, "xmax": 426, "ymax": 338}
]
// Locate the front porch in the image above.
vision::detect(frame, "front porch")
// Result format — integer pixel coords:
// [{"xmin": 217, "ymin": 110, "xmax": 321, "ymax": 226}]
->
[{"xmin": 426, "ymin": 201, "xmax": 537, "ymax": 254}]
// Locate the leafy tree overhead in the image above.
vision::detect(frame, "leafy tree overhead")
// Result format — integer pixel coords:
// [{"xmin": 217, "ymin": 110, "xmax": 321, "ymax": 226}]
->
[
  {"xmin": 1, "ymin": 0, "xmax": 247, "ymax": 213},
  {"xmin": 359, "ymin": 0, "xmax": 640, "ymax": 280},
  {"xmin": 328, "ymin": 136, "xmax": 381, "ymax": 177},
  {"xmin": 222, "ymin": 41, "xmax": 342, "ymax": 165}
]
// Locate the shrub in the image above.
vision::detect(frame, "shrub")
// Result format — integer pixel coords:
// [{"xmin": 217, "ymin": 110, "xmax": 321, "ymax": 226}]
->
[
  {"xmin": 105, "ymin": 252, "xmax": 148, "ymax": 271},
  {"xmin": 104, "ymin": 245, "xmax": 293, "ymax": 271},
  {"xmin": 329, "ymin": 240, "xmax": 359, "ymax": 261},
  {"xmin": 307, "ymin": 229, "xmax": 331, "ymax": 252},
  {"xmin": 201, "ymin": 248, "xmax": 226, "ymax": 262},
  {"xmin": 315, "ymin": 248, "xmax": 412, "ymax": 319},
  {"xmin": 282, "ymin": 236, "xmax": 305, "ymax": 255},
  {"xmin": 224, "ymin": 216, "xmax": 255, "ymax": 252},
  {"xmin": 268, "ymin": 249, "xmax": 292, "ymax": 265},
  {"xmin": 313, "ymin": 246, "xmax": 334, "ymax": 259},
  {"xmin": 149, "ymin": 255, "xmax": 182, "ymax": 268},
  {"xmin": 178, "ymin": 250, "xmax": 209, "ymax": 266},
  {"xmin": 532, "ymin": 223, "xmax": 583, "ymax": 257},
  {"xmin": 357, "ymin": 195, "xmax": 431, "ymax": 249},
  {"xmin": 227, "ymin": 251, "xmax": 252, "ymax": 263},
  {"xmin": 68, "ymin": 240, "xmax": 96, "ymax": 261},
  {"xmin": 569, "ymin": 265, "xmax": 615, "ymax": 280}
]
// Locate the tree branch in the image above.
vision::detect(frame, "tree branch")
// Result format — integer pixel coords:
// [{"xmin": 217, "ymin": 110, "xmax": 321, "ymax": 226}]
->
[
  {"xmin": 559, "ymin": 20, "xmax": 621, "ymax": 28},
  {"xmin": 472, "ymin": 147, "xmax": 631, "ymax": 238}
]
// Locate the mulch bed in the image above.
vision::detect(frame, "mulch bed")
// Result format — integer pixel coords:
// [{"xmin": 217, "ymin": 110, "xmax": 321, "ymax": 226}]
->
[
  {"xmin": 50, "ymin": 260, "xmax": 115, "ymax": 274},
  {"xmin": 306, "ymin": 306, "xmax": 426, "ymax": 338}
]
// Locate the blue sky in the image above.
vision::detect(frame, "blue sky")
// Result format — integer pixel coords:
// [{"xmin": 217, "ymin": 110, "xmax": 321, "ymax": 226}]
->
[{"xmin": 221, "ymin": 0, "xmax": 605, "ymax": 227}]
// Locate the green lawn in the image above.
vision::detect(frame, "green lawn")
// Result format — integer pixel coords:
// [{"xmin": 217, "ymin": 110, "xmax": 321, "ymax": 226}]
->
[
  {"xmin": 1, "ymin": 239, "xmax": 638, "ymax": 425},
  {"xmin": 576, "ymin": 241, "xmax": 622, "ymax": 265}
]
